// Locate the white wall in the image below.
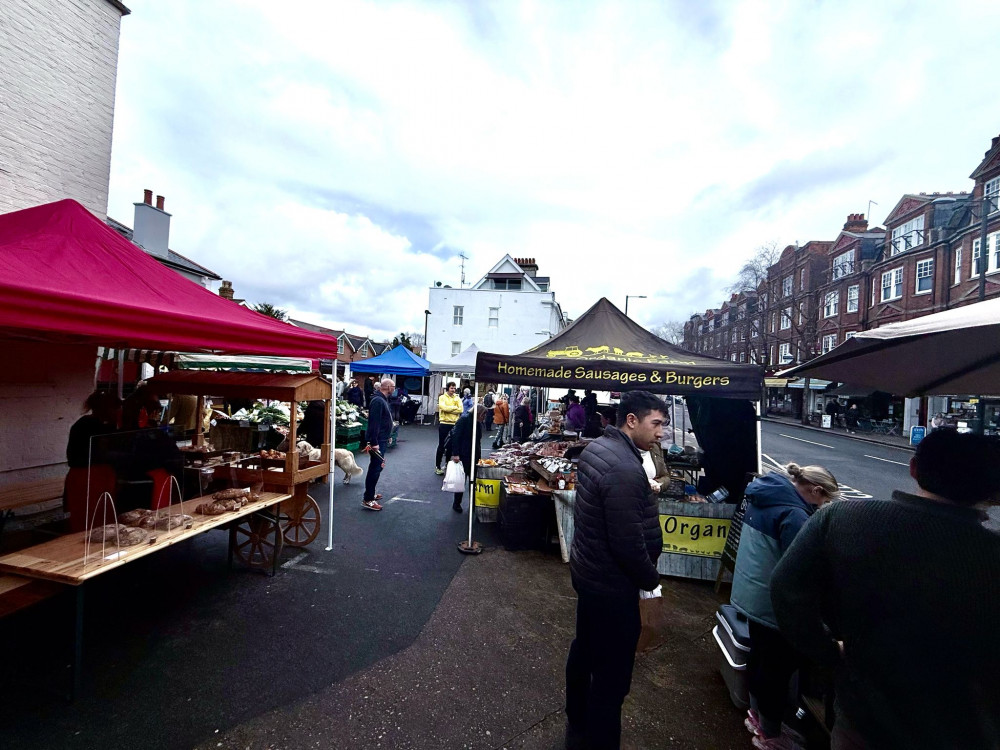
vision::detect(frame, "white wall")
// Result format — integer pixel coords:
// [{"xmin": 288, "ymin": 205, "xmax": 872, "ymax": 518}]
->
[
  {"xmin": 0, "ymin": 341, "xmax": 97, "ymax": 485},
  {"xmin": 0, "ymin": 0, "xmax": 125, "ymax": 217},
  {"xmin": 426, "ymin": 286, "xmax": 562, "ymax": 363}
]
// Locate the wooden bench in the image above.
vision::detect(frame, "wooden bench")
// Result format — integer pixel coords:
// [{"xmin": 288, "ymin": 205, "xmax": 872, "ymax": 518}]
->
[{"xmin": 0, "ymin": 477, "xmax": 67, "ymax": 536}]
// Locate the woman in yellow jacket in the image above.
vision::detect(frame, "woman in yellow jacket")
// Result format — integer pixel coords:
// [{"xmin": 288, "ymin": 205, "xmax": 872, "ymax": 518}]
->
[{"xmin": 435, "ymin": 382, "xmax": 463, "ymax": 475}]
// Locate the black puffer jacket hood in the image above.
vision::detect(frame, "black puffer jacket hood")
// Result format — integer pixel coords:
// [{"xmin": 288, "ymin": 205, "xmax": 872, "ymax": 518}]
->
[{"xmin": 570, "ymin": 426, "xmax": 661, "ymax": 597}]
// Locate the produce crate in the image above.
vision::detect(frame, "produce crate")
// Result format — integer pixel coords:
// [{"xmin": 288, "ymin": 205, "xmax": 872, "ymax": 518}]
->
[
  {"xmin": 340, "ymin": 440, "xmax": 361, "ymax": 452},
  {"xmin": 336, "ymin": 423, "xmax": 362, "ymax": 439}
]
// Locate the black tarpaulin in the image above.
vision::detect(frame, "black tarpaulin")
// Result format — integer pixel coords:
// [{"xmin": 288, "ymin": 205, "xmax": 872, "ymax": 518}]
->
[
  {"xmin": 686, "ymin": 395, "xmax": 759, "ymax": 502},
  {"xmin": 475, "ymin": 298, "xmax": 763, "ymax": 400}
]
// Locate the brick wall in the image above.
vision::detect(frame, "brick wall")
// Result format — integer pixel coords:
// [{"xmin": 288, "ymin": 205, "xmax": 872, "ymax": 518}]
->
[{"xmin": 0, "ymin": 0, "xmax": 125, "ymax": 218}]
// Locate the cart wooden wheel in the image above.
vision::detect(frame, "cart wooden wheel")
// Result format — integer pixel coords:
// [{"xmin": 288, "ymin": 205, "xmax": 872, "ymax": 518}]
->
[
  {"xmin": 281, "ymin": 493, "xmax": 321, "ymax": 547},
  {"xmin": 233, "ymin": 514, "xmax": 283, "ymax": 569}
]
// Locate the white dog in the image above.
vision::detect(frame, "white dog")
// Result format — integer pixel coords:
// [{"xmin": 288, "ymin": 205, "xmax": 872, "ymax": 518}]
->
[
  {"xmin": 275, "ymin": 439, "xmax": 364, "ymax": 485},
  {"xmin": 333, "ymin": 447, "xmax": 364, "ymax": 484}
]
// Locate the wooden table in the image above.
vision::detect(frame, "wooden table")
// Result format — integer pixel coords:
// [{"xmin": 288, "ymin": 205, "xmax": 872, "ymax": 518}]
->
[
  {"xmin": 0, "ymin": 491, "xmax": 290, "ymax": 585},
  {"xmin": 0, "ymin": 490, "xmax": 290, "ymax": 698}
]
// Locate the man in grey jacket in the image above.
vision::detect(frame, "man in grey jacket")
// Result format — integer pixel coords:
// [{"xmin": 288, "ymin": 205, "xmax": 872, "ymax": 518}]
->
[{"xmin": 565, "ymin": 390, "xmax": 667, "ymax": 750}]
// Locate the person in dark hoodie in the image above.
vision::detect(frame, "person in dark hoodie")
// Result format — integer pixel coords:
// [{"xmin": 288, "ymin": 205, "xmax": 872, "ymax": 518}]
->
[
  {"xmin": 730, "ymin": 462, "xmax": 839, "ymax": 750},
  {"xmin": 772, "ymin": 429, "xmax": 1000, "ymax": 750},
  {"xmin": 565, "ymin": 390, "xmax": 668, "ymax": 750},
  {"xmin": 448, "ymin": 405, "xmax": 485, "ymax": 513}
]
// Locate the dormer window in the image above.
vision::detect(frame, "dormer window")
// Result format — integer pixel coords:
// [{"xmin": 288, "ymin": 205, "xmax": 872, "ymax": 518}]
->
[
  {"xmin": 986, "ymin": 176, "xmax": 1000, "ymax": 214},
  {"xmin": 891, "ymin": 215, "xmax": 924, "ymax": 256},
  {"xmin": 832, "ymin": 250, "xmax": 854, "ymax": 279}
]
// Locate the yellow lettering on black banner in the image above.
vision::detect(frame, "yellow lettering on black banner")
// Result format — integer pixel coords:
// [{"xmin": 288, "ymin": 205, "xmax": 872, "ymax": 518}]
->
[{"xmin": 660, "ymin": 514, "xmax": 731, "ymax": 558}]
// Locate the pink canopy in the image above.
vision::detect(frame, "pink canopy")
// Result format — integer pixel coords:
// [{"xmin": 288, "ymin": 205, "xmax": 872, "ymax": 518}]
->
[{"xmin": 0, "ymin": 200, "xmax": 337, "ymax": 358}]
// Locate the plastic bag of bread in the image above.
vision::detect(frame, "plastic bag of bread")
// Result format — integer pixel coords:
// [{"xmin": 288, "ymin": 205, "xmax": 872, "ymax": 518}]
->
[
  {"xmin": 138, "ymin": 513, "xmax": 192, "ymax": 530},
  {"xmin": 88, "ymin": 524, "xmax": 149, "ymax": 546},
  {"xmin": 119, "ymin": 509, "xmax": 153, "ymax": 527}
]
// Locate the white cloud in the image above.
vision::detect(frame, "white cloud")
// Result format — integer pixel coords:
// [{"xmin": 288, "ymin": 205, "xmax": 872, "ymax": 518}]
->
[{"xmin": 109, "ymin": 0, "xmax": 1000, "ymax": 340}]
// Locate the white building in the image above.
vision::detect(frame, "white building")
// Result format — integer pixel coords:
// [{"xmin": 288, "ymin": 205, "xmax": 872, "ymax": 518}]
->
[
  {"xmin": 426, "ymin": 256, "xmax": 567, "ymax": 363},
  {"xmin": 1, "ymin": 0, "xmax": 129, "ymax": 486},
  {"xmin": 0, "ymin": 0, "xmax": 130, "ymax": 218}
]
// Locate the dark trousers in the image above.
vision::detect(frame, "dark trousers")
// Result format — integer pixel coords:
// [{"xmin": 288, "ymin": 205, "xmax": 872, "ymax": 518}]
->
[
  {"xmin": 364, "ymin": 442, "xmax": 386, "ymax": 501},
  {"xmin": 565, "ymin": 589, "xmax": 641, "ymax": 750},
  {"xmin": 435, "ymin": 423, "xmax": 453, "ymax": 469},
  {"xmin": 748, "ymin": 620, "xmax": 799, "ymax": 738},
  {"xmin": 484, "ymin": 409, "xmax": 494, "ymax": 432}
]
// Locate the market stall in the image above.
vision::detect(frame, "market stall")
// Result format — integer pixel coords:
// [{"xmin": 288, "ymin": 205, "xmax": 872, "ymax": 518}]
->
[
  {"xmin": 0, "ymin": 200, "xmax": 340, "ymax": 696},
  {"xmin": 472, "ymin": 297, "xmax": 763, "ymax": 579},
  {"xmin": 350, "ymin": 344, "xmax": 431, "ymax": 432},
  {"xmin": 149, "ymin": 370, "xmax": 333, "ymax": 556}
]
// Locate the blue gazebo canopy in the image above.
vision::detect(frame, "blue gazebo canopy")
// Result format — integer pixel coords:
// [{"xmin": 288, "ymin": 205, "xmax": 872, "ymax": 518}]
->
[{"xmin": 349, "ymin": 345, "xmax": 430, "ymax": 377}]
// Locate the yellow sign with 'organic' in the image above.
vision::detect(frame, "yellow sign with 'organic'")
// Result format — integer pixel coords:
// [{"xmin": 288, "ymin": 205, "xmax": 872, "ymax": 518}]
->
[
  {"xmin": 475, "ymin": 479, "xmax": 500, "ymax": 508},
  {"xmin": 660, "ymin": 514, "xmax": 731, "ymax": 558}
]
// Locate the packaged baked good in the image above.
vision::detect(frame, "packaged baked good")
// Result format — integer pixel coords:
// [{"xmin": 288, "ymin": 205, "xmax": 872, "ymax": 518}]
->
[{"xmin": 88, "ymin": 524, "xmax": 149, "ymax": 546}]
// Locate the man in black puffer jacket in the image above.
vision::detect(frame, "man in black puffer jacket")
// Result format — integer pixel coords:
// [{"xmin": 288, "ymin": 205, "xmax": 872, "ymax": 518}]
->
[{"xmin": 565, "ymin": 390, "xmax": 667, "ymax": 750}]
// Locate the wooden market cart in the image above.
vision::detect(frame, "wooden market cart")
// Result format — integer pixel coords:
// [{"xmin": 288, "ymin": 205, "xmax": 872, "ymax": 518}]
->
[{"xmin": 149, "ymin": 370, "xmax": 333, "ymax": 566}]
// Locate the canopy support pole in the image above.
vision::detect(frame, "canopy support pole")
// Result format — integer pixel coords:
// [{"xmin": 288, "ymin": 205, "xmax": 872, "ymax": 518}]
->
[
  {"xmin": 459, "ymin": 399, "xmax": 483, "ymax": 554},
  {"xmin": 326, "ymin": 395, "xmax": 336, "ymax": 551},
  {"xmin": 117, "ymin": 348, "xmax": 125, "ymax": 400},
  {"xmin": 755, "ymin": 400, "xmax": 762, "ymax": 475}
]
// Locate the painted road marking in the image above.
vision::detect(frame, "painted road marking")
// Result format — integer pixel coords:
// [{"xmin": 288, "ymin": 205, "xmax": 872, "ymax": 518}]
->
[
  {"xmin": 778, "ymin": 433, "xmax": 834, "ymax": 449},
  {"xmin": 864, "ymin": 454, "xmax": 909, "ymax": 467},
  {"xmin": 385, "ymin": 494, "xmax": 431, "ymax": 505},
  {"xmin": 837, "ymin": 485, "xmax": 873, "ymax": 499},
  {"xmin": 761, "ymin": 453, "xmax": 784, "ymax": 471}
]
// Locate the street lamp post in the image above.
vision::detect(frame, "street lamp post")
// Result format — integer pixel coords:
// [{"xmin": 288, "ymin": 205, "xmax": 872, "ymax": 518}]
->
[{"xmin": 625, "ymin": 295, "xmax": 646, "ymax": 317}]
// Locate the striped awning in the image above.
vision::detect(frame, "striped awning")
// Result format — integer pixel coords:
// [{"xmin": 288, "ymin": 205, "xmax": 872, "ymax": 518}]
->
[
  {"xmin": 764, "ymin": 377, "xmax": 790, "ymax": 388},
  {"xmin": 99, "ymin": 347, "xmax": 177, "ymax": 369}
]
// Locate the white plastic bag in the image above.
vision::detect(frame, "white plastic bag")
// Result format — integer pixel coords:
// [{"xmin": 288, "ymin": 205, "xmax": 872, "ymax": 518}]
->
[{"xmin": 441, "ymin": 461, "xmax": 466, "ymax": 493}]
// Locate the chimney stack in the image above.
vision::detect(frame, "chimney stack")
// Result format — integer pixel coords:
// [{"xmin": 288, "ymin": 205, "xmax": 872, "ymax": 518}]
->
[
  {"xmin": 219, "ymin": 280, "xmax": 235, "ymax": 300},
  {"xmin": 843, "ymin": 212, "xmax": 868, "ymax": 232},
  {"xmin": 132, "ymin": 188, "xmax": 171, "ymax": 258}
]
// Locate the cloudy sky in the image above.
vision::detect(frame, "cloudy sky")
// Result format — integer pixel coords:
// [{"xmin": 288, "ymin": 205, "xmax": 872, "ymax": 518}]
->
[{"xmin": 107, "ymin": 0, "xmax": 1000, "ymax": 341}]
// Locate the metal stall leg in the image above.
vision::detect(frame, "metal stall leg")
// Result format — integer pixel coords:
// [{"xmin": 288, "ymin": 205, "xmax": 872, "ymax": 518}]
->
[
  {"xmin": 271, "ymin": 502, "xmax": 282, "ymax": 577},
  {"xmin": 69, "ymin": 584, "xmax": 85, "ymax": 701}
]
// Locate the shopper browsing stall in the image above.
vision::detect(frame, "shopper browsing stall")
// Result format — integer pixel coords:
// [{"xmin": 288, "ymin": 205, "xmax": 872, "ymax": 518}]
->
[
  {"xmin": 492, "ymin": 393, "xmax": 510, "ymax": 448},
  {"xmin": 449, "ymin": 405, "xmax": 485, "ymax": 513},
  {"xmin": 730, "ymin": 463, "xmax": 839, "ymax": 749},
  {"xmin": 435, "ymin": 382, "xmax": 462, "ymax": 475},
  {"xmin": 565, "ymin": 391, "xmax": 667, "ymax": 750},
  {"xmin": 771, "ymin": 430, "xmax": 1000, "ymax": 750},
  {"xmin": 362, "ymin": 378, "xmax": 395, "ymax": 511}
]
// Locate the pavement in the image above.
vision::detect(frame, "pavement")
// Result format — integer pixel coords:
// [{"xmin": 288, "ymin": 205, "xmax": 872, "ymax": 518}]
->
[{"xmin": 0, "ymin": 424, "xmax": 756, "ymax": 750}]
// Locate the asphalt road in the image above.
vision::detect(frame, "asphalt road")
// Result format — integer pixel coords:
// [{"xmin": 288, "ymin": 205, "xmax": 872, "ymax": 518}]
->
[
  {"xmin": 0, "ymin": 424, "xmax": 499, "ymax": 750},
  {"xmin": 760, "ymin": 421, "xmax": 914, "ymax": 501}
]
